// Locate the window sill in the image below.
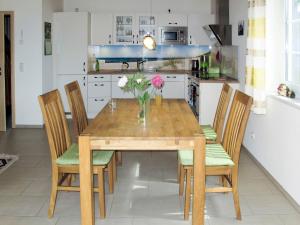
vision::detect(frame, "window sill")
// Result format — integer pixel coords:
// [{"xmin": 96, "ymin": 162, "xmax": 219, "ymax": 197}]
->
[{"xmin": 269, "ymin": 94, "xmax": 300, "ymax": 110}]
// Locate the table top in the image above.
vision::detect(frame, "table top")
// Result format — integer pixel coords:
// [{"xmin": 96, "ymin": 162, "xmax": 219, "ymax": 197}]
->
[{"xmin": 81, "ymin": 99, "xmax": 202, "ymax": 140}]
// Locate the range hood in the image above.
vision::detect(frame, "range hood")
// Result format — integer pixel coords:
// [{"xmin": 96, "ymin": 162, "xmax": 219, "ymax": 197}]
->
[{"xmin": 204, "ymin": 0, "xmax": 232, "ymax": 46}]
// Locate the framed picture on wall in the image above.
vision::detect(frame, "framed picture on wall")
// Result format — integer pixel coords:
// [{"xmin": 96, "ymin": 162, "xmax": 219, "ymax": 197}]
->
[
  {"xmin": 238, "ymin": 20, "xmax": 244, "ymax": 36},
  {"xmin": 44, "ymin": 22, "xmax": 52, "ymax": 55}
]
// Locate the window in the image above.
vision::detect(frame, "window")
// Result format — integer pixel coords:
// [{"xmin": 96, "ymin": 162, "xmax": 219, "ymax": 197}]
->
[{"xmin": 286, "ymin": 0, "xmax": 300, "ymax": 90}]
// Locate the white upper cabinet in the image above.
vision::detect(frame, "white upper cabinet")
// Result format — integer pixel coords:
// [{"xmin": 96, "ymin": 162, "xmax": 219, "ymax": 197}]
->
[
  {"xmin": 188, "ymin": 14, "xmax": 215, "ymax": 45},
  {"xmin": 158, "ymin": 14, "xmax": 187, "ymax": 27},
  {"xmin": 137, "ymin": 15, "xmax": 157, "ymax": 43},
  {"xmin": 53, "ymin": 12, "xmax": 90, "ymax": 75},
  {"xmin": 91, "ymin": 13, "xmax": 113, "ymax": 45},
  {"xmin": 114, "ymin": 15, "xmax": 136, "ymax": 45},
  {"xmin": 113, "ymin": 14, "xmax": 157, "ymax": 45}
]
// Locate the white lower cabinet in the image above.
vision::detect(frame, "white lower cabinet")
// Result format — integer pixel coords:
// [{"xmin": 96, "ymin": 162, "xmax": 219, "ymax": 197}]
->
[
  {"xmin": 162, "ymin": 82, "xmax": 185, "ymax": 99},
  {"xmin": 87, "ymin": 75, "xmax": 112, "ymax": 118},
  {"xmin": 88, "ymin": 97, "xmax": 110, "ymax": 117},
  {"xmin": 55, "ymin": 74, "xmax": 87, "ymax": 113}
]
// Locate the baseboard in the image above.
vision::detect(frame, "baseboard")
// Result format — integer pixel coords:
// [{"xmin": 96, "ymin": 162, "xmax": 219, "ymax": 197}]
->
[
  {"xmin": 242, "ymin": 145, "xmax": 300, "ymax": 213},
  {"xmin": 15, "ymin": 124, "xmax": 43, "ymax": 128}
]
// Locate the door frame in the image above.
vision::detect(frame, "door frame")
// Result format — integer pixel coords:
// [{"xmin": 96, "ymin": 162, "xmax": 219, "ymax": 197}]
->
[{"xmin": 0, "ymin": 11, "xmax": 15, "ymax": 129}]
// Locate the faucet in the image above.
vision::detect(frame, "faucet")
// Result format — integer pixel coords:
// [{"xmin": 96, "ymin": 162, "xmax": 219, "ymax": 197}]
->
[{"xmin": 137, "ymin": 59, "xmax": 146, "ymax": 71}]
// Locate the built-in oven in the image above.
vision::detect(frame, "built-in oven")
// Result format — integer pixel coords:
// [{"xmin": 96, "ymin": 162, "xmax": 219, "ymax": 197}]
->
[
  {"xmin": 188, "ymin": 79, "xmax": 199, "ymax": 118},
  {"xmin": 159, "ymin": 26, "xmax": 188, "ymax": 45}
]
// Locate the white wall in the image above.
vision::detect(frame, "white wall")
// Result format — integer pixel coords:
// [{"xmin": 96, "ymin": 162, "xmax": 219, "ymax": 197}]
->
[
  {"xmin": 42, "ymin": 0, "xmax": 63, "ymax": 93},
  {"xmin": 63, "ymin": 0, "xmax": 212, "ymax": 14},
  {"xmin": 229, "ymin": 0, "xmax": 300, "ymax": 205},
  {"xmin": 229, "ymin": 0, "xmax": 248, "ymax": 90},
  {"xmin": 0, "ymin": 0, "xmax": 44, "ymax": 126}
]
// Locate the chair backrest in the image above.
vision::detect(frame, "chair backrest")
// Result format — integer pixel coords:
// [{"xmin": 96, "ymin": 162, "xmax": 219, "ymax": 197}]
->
[
  {"xmin": 222, "ymin": 90, "xmax": 253, "ymax": 165},
  {"xmin": 213, "ymin": 83, "xmax": 233, "ymax": 143},
  {"xmin": 38, "ymin": 90, "xmax": 72, "ymax": 162},
  {"xmin": 65, "ymin": 81, "xmax": 88, "ymax": 137}
]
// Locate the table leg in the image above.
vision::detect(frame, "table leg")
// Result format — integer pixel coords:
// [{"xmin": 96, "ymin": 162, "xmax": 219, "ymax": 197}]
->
[
  {"xmin": 192, "ymin": 135, "xmax": 206, "ymax": 225},
  {"xmin": 79, "ymin": 136, "xmax": 94, "ymax": 225}
]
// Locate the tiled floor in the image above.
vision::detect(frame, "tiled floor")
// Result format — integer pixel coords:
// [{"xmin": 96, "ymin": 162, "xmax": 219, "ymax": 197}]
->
[{"xmin": 0, "ymin": 128, "xmax": 299, "ymax": 225}]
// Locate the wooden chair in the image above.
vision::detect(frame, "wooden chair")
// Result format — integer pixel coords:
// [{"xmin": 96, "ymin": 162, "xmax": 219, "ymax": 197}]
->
[
  {"xmin": 38, "ymin": 89, "xmax": 115, "ymax": 219},
  {"xmin": 178, "ymin": 90, "xmax": 253, "ymax": 220},
  {"xmin": 177, "ymin": 83, "xmax": 232, "ymax": 181},
  {"xmin": 203, "ymin": 83, "xmax": 233, "ymax": 144},
  {"xmin": 65, "ymin": 81, "xmax": 122, "ymax": 165}
]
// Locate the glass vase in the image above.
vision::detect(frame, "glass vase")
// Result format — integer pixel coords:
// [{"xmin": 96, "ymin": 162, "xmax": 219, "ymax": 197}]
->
[
  {"xmin": 155, "ymin": 90, "xmax": 162, "ymax": 106},
  {"xmin": 138, "ymin": 98, "xmax": 150, "ymax": 125}
]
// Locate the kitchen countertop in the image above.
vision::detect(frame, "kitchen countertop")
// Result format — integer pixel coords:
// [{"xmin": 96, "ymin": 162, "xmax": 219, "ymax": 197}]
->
[{"xmin": 88, "ymin": 70, "xmax": 239, "ymax": 83}]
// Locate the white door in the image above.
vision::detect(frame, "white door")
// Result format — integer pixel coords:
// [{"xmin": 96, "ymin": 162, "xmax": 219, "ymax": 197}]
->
[
  {"xmin": 56, "ymin": 75, "xmax": 87, "ymax": 113},
  {"xmin": 162, "ymin": 82, "xmax": 185, "ymax": 99},
  {"xmin": 188, "ymin": 14, "xmax": 215, "ymax": 45},
  {"xmin": 53, "ymin": 12, "xmax": 89, "ymax": 75},
  {"xmin": 91, "ymin": 13, "xmax": 113, "ymax": 45}
]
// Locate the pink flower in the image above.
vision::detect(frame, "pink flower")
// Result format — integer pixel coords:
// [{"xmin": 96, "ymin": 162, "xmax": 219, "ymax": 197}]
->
[{"xmin": 151, "ymin": 74, "xmax": 164, "ymax": 89}]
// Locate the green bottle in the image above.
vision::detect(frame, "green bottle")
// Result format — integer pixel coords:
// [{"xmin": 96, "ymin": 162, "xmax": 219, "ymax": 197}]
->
[{"xmin": 95, "ymin": 59, "xmax": 100, "ymax": 71}]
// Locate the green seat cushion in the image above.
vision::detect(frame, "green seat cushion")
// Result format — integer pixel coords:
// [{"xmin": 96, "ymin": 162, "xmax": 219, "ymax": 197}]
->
[
  {"xmin": 202, "ymin": 125, "xmax": 217, "ymax": 141},
  {"xmin": 178, "ymin": 144, "xmax": 234, "ymax": 167},
  {"xmin": 56, "ymin": 143, "xmax": 114, "ymax": 165}
]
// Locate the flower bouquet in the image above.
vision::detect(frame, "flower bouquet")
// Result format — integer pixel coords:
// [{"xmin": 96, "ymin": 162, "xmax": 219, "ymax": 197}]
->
[{"xmin": 118, "ymin": 73, "xmax": 151, "ymax": 123}]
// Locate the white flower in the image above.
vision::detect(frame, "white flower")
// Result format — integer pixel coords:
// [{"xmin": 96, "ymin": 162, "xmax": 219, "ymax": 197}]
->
[
  {"xmin": 118, "ymin": 76, "xmax": 128, "ymax": 88},
  {"xmin": 136, "ymin": 78, "xmax": 142, "ymax": 84}
]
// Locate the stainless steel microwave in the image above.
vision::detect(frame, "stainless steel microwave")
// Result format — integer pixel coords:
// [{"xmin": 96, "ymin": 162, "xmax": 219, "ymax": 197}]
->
[{"xmin": 159, "ymin": 26, "xmax": 188, "ymax": 45}]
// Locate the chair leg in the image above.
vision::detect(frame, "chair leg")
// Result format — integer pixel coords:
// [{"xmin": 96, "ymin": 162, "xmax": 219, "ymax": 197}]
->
[
  {"xmin": 98, "ymin": 168, "xmax": 106, "ymax": 219},
  {"xmin": 113, "ymin": 153, "xmax": 117, "ymax": 182},
  {"xmin": 232, "ymin": 171, "xmax": 241, "ymax": 220},
  {"xmin": 179, "ymin": 164, "xmax": 185, "ymax": 196},
  {"xmin": 219, "ymin": 175, "xmax": 228, "ymax": 187},
  {"xmin": 108, "ymin": 159, "xmax": 114, "ymax": 194},
  {"xmin": 184, "ymin": 168, "xmax": 192, "ymax": 220},
  {"xmin": 48, "ymin": 170, "xmax": 58, "ymax": 218}
]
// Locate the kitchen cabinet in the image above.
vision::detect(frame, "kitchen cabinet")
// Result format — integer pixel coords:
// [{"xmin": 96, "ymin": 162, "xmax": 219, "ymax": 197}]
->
[
  {"xmin": 188, "ymin": 14, "xmax": 215, "ymax": 45},
  {"xmin": 91, "ymin": 13, "xmax": 113, "ymax": 45},
  {"xmin": 161, "ymin": 74, "xmax": 186, "ymax": 99},
  {"xmin": 56, "ymin": 75, "xmax": 87, "ymax": 113},
  {"xmin": 53, "ymin": 12, "xmax": 90, "ymax": 75},
  {"xmin": 87, "ymin": 74, "xmax": 112, "ymax": 118},
  {"xmin": 112, "ymin": 75, "xmax": 134, "ymax": 98},
  {"xmin": 114, "ymin": 15, "xmax": 136, "ymax": 44},
  {"xmin": 158, "ymin": 14, "xmax": 187, "ymax": 27},
  {"xmin": 199, "ymin": 82, "xmax": 240, "ymax": 125},
  {"xmin": 113, "ymin": 14, "xmax": 158, "ymax": 45}
]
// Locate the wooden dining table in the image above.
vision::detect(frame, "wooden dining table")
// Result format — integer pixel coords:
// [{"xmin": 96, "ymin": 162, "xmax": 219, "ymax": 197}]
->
[{"xmin": 79, "ymin": 99, "xmax": 206, "ymax": 225}]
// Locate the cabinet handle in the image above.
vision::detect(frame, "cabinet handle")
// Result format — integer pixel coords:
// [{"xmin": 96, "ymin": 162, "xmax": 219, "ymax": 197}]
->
[
  {"xmin": 175, "ymin": 22, "xmax": 178, "ymax": 25},
  {"xmin": 173, "ymin": 76, "xmax": 177, "ymax": 78},
  {"xmin": 166, "ymin": 76, "xmax": 171, "ymax": 78},
  {"xmin": 100, "ymin": 84, "xmax": 104, "ymax": 86},
  {"xmin": 169, "ymin": 22, "xmax": 172, "ymax": 25},
  {"xmin": 83, "ymin": 82, "xmax": 86, "ymax": 86},
  {"xmin": 118, "ymin": 76, "xmax": 122, "ymax": 79},
  {"xmin": 95, "ymin": 99, "xmax": 104, "ymax": 102}
]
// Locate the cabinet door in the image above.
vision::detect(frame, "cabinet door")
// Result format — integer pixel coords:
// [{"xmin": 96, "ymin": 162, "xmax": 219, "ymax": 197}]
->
[
  {"xmin": 158, "ymin": 14, "xmax": 187, "ymax": 26},
  {"xmin": 162, "ymin": 82, "xmax": 185, "ymax": 99},
  {"xmin": 56, "ymin": 75, "xmax": 87, "ymax": 113},
  {"xmin": 188, "ymin": 14, "xmax": 214, "ymax": 45},
  {"xmin": 91, "ymin": 13, "xmax": 113, "ymax": 45},
  {"xmin": 138, "ymin": 15, "xmax": 157, "ymax": 43},
  {"xmin": 53, "ymin": 12, "xmax": 89, "ymax": 75},
  {"xmin": 114, "ymin": 15, "xmax": 136, "ymax": 44},
  {"xmin": 88, "ymin": 82, "xmax": 111, "ymax": 97},
  {"xmin": 112, "ymin": 82, "xmax": 134, "ymax": 98}
]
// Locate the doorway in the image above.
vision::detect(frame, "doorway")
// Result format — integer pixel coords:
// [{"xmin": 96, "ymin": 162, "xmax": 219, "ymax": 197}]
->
[{"xmin": 0, "ymin": 12, "xmax": 15, "ymax": 131}]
